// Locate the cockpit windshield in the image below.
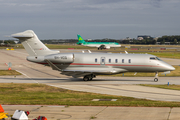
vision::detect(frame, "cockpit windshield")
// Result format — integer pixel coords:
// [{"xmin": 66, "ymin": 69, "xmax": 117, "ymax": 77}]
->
[
  {"xmin": 156, "ymin": 57, "xmax": 162, "ymax": 61},
  {"xmin": 149, "ymin": 57, "xmax": 162, "ymax": 61}
]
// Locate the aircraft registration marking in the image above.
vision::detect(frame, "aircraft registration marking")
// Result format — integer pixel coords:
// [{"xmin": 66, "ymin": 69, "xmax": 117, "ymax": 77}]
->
[{"xmin": 54, "ymin": 56, "xmax": 67, "ymax": 59}]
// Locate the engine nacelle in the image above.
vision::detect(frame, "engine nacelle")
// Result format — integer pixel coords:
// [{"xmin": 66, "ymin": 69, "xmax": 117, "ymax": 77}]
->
[
  {"xmin": 105, "ymin": 46, "xmax": 110, "ymax": 49},
  {"xmin": 45, "ymin": 53, "xmax": 74, "ymax": 63}
]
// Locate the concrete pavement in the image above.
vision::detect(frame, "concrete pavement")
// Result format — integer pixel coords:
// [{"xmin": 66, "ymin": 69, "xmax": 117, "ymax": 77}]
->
[
  {"xmin": 48, "ymin": 84, "xmax": 180, "ymax": 102},
  {"xmin": 1, "ymin": 49, "xmax": 180, "ymax": 120},
  {"xmin": 3, "ymin": 105, "xmax": 180, "ymax": 120},
  {"xmin": 1, "ymin": 75, "xmax": 180, "ymax": 101}
]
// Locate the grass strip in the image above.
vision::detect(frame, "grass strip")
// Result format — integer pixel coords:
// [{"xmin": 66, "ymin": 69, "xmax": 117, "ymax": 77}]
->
[
  {"xmin": 1, "ymin": 83, "xmax": 180, "ymax": 107},
  {"xmin": 0, "ymin": 70, "xmax": 21, "ymax": 76},
  {"xmin": 140, "ymin": 84, "xmax": 180, "ymax": 91},
  {"xmin": 46, "ymin": 44, "xmax": 91, "ymax": 49},
  {"xmin": 146, "ymin": 52, "xmax": 180, "ymax": 59},
  {"xmin": 1, "ymin": 44, "xmax": 180, "ymax": 58}
]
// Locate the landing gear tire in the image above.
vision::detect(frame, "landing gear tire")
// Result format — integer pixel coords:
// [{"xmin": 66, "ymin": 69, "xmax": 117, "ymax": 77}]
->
[
  {"xmin": 83, "ymin": 74, "xmax": 95, "ymax": 81},
  {"xmin": 83, "ymin": 76, "xmax": 89, "ymax": 81},
  {"xmin": 154, "ymin": 78, "xmax": 158, "ymax": 82}
]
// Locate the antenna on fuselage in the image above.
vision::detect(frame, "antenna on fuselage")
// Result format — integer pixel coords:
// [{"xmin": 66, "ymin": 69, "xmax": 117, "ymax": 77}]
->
[
  {"xmin": 88, "ymin": 50, "xmax": 91, "ymax": 53},
  {"xmin": 125, "ymin": 51, "xmax": 128, "ymax": 54}
]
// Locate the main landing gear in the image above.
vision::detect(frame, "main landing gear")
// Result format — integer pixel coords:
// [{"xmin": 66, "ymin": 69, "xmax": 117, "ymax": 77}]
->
[
  {"xmin": 83, "ymin": 74, "xmax": 96, "ymax": 81},
  {"xmin": 154, "ymin": 72, "xmax": 158, "ymax": 82},
  {"xmin": 98, "ymin": 45, "xmax": 106, "ymax": 50}
]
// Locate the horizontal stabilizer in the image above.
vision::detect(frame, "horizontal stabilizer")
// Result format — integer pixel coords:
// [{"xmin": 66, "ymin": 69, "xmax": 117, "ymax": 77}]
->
[{"xmin": 12, "ymin": 30, "xmax": 34, "ymax": 39}]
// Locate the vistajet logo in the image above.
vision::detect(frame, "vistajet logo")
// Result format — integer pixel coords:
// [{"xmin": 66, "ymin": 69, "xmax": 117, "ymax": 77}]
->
[{"xmin": 34, "ymin": 48, "xmax": 46, "ymax": 50}]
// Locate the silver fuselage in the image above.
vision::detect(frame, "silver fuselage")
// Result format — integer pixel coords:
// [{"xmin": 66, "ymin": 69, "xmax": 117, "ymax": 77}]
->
[{"xmin": 27, "ymin": 53, "xmax": 175, "ymax": 75}]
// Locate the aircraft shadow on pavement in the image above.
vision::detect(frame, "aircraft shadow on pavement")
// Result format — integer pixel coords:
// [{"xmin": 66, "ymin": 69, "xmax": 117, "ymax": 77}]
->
[
  {"xmin": 0, "ymin": 77, "xmax": 153, "ymax": 82},
  {"xmin": 65, "ymin": 78, "xmax": 153, "ymax": 82},
  {"xmin": 90, "ymin": 79, "xmax": 153, "ymax": 82},
  {"xmin": 1, "ymin": 77, "xmax": 68, "ymax": 81}
]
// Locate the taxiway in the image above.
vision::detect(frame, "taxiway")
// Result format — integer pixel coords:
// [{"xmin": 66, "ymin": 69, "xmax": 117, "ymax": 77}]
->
[
  {"xmin": 0, "ymin": 49, "xmax": 180, "ymax": 102},
  {"xmin": 1, "ymin": 49, "xmax": 180, "ymax": 120}
]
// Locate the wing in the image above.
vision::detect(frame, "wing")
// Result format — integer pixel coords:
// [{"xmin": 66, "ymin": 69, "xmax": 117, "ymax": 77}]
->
[
  {"xmin": 99, "ymin": 45, "xmax": 110, "ymax": 49},
  {"xmin": 45, "ymin": 59, "xmax": 127, "ymax": 78},
  {"xmin": 60, "ymin": 67, "xmax": 127, "ymax": 77}
]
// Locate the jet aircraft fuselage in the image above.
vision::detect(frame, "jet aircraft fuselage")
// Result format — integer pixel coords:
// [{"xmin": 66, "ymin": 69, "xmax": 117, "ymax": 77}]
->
[
  {"xmin": 27, "ymin": 52, "xmax": 174, "ymax": 74},
  {"xmin": 12, "ymin": 30, "xmax": 175, "ymax": 81}
]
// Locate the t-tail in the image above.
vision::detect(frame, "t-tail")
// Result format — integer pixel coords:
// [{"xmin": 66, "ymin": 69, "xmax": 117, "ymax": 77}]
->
[
  {"xmin": 77, "ymin": 34, "xmax": 86, "ymax": 45},
  {"xmin": 11, "ymin": 30, "xmax": 59, "ymax": 56}
]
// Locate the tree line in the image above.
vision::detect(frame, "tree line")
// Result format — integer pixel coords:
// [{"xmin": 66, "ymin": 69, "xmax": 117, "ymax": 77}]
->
[
  {"xmin": 1, "ymin": 35, "xmax": 180, "ymax": 45},
  {"xmin": 121, "ymin": 38, "xmax": 156, "ymax": 45},
  {"xmin": 157, "ymin": 35, "xmax": 180, "ymax": 45}
]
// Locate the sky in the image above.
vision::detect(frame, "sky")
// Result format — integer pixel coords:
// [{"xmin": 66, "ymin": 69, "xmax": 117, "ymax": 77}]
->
[{"xmin": 1, "ymin": 0, "xmax": 180, "ymax": 40}]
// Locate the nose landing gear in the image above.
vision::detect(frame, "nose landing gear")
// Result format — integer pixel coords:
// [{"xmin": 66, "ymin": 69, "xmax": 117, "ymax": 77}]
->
[{"xmin": 154, "ymin": 72, "xmax": 158, "ymax": 82}]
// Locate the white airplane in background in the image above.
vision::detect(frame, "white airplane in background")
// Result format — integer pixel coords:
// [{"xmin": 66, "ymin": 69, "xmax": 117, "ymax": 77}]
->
[
  {"xmin": 12, "ymin": 30, "xmax": 175, "ymax": 82},
  {"xmin": 77, "ymin": 34, "xmax": 121, "ymax": 50}
]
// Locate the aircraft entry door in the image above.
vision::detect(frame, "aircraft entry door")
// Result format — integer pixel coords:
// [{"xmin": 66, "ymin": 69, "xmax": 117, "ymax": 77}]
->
[{"xmin": 101, "ymin": 57, "xmax": 105, "ymax": 65}]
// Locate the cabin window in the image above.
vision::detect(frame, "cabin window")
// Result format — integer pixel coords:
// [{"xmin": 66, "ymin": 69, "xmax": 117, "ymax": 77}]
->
[
  {"xmin": 95, "ymin": 58, "xmax": 97, "ymax": 63},
  {"xmin": 122, "ymin": 59, "xmax": 124, "ymax": 63},
  {"xmin": 115, "ymin": 59, "xmax": 118, "ymax": 63},
  {"xmin": 150, "ymin": 57, "xmax": 156, "ymax": 60},
  {"xmin": 129, "ymin": 59, "xmax": 131, "ymax": 63},
  {"xmin": 109, "ymin": 59, "xmax": 111, "ymax": 63}
]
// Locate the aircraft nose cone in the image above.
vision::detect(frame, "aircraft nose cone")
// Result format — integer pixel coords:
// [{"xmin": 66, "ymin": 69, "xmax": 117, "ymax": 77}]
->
[
  {"xmin": 170, "ymin": 66, "xmax": 175, "ymax": 71},
  {"xmin": 168, "ymin": 65, "xmax": 175, "ymax": 71}
]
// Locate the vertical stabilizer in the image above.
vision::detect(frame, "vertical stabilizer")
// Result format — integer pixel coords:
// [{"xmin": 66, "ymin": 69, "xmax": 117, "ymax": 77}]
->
[
  {"xmin": 77, "ymin": 34, "xmax": 86, "ymax": 43},
  {"xmin": 12, "ymin": 30, "xmax": 59, "ymax": 56}
]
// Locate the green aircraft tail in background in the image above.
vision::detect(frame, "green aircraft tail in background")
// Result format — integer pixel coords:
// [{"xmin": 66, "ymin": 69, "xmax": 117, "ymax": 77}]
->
[{"xmin": 77, "ymin": 34, "xmax": 86, "ymax": 44}]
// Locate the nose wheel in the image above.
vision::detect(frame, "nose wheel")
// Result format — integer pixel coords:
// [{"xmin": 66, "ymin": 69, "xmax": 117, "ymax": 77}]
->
[
  {"xmin": 154, "ymin": 78, "xmax": 158, "ymax": 82},
  {"xmin": 154, "ymin": 72, "xmax": 158, "ymax": 82}
]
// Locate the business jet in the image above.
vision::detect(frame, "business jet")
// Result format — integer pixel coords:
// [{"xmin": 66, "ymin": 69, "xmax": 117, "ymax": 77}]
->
[
  {"xmin": 77, "ymin": 34, "xmax": 121, "ymax": 50},
  {"xmin": 12, "ymin": 30, "xmax": 175, "ymax": 82}
]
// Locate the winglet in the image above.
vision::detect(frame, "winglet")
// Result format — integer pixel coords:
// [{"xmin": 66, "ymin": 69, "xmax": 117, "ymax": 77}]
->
[{"xmin": 125, "ymin": 51, "xmax": 128, "ymax": 54}]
